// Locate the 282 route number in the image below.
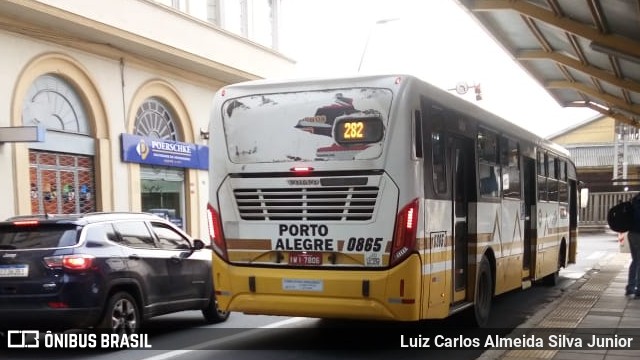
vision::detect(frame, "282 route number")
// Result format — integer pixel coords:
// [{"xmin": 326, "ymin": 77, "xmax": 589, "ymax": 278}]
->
[
  {"xmin": 343, "ymin": 121, "xmax": 364, "ymax": 139},
  {"xmin": 346, "ymin": 237, "xmax": 382, "ymax": 252}
]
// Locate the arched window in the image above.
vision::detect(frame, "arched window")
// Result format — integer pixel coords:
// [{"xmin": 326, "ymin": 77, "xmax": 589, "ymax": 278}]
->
[
  {"xmin": 23, "ymin": 74, "xmax": 90, "ymax": 134},
  {"xmin": 134, "ymin": 97, "xmax": 185, "ymax": 229},
  {"xmin": 134, "ymin": 97, "xmax": 179, "ymax": 141},
  {"xmin": 23, "ymin": 74, "xmax": 95, "ymax": 215}
]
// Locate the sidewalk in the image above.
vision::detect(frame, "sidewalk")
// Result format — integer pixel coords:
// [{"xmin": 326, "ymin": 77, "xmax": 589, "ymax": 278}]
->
[{"xmin": 478, "ymin": 251, "xmax": 640, "ymax": 360}]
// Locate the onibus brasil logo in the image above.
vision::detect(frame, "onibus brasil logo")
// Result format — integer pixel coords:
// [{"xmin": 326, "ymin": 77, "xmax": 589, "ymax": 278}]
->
[{"xmin": 5, "ymin": 330, "xmax": 152, "ymax": 349}]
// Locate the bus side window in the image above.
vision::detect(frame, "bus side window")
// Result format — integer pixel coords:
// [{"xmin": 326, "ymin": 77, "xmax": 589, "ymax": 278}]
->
[
  {"xmin": 502, "ymin": 138, "xmax": 521, "ymax": 199},
  {"xmin": 479, "ymin": 164, "xmax": 500, "ymax": 196},
  {"xmin": 478, "ymin": 129, "xmax": 500, "ymax": 198},
  {"xmin": 547, "ymin": 156, "xmax": 558, "ymax": 201},
  {"xmin": 432, "ymin": 132, "xmax": 447, "ymax": 194},
  {"xmin": 414, "ymin": 110, "xmax": 423, "ymax": 159},
  {"xmin": 537, "ymin": 152, "xmax": 548, "ymax": 201},
  {"xmin": 558, "ymin": 160, "xmax": 569, "ymax": 203}
]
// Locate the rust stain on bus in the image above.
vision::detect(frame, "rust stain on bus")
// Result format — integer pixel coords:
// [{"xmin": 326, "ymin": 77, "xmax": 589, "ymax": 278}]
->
[{"xmin": 226, "ymin": 239, "xmax": 271, "ymax": 250}]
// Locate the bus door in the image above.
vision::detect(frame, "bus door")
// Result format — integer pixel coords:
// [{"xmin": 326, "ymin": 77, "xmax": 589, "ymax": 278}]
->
[
  {"xmin": 451, "ymin": 136, "xmax": 474, "ymax": 303},
  {"xmin": 522, "ymin": 156, "xmax": 536, "ymax": 279},
  {"xmin": 568, "ymin": 179, "xmax": 578, "ymax": 264}
]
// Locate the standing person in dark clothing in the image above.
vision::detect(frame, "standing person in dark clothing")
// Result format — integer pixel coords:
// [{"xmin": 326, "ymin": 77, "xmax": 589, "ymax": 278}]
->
[{"xmin": 626, "ymin": 193, "xmax": 640, "ymax": 298}]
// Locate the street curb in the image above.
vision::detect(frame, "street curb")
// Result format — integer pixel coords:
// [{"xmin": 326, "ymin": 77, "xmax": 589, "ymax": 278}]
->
[{"xmin": 474, "ymin": 262, "xmax": 604, "ymax": 360}]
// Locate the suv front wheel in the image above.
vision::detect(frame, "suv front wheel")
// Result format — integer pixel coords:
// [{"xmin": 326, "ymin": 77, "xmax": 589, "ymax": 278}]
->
[{"xmin": 98, "ymin": 292, "xmax": 140, "ymax": 334}]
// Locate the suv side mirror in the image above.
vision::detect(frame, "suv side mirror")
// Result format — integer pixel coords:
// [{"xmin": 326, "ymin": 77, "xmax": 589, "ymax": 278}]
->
[{"xmin": 193, "ymin": 239, "xmax": 205, "ymax": 250}]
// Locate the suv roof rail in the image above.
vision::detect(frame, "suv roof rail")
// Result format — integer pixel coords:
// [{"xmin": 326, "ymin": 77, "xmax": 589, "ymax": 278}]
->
[
  {"xmin": 5, "ymin": 213, "xmax": 84, "ymax": 221},
  {"xmin": 5, "ymin": 212, "xmax": 162, "ymax": 222}
]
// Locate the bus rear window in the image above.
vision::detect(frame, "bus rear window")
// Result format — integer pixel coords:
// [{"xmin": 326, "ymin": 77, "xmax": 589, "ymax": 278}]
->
[{"xmin": 222, "ymin": 88, "xmax": 392, "ymax": 163}]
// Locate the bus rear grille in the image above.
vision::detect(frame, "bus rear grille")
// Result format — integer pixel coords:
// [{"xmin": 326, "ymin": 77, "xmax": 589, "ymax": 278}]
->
[{"xmin": 233, "ymin": 186, "xmax": 379, "ymax": 221}]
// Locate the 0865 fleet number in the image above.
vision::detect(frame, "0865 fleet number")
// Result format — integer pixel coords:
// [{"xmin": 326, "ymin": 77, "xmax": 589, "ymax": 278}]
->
[{"xmin": 346, "ymin": 237, "xmax": 383, "ymax": 252}]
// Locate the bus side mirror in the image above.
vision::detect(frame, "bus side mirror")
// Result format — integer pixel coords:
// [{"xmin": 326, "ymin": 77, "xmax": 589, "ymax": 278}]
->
[{"xmin": 580, "ymin": 188, "xmax": 589, "ymax": 208}]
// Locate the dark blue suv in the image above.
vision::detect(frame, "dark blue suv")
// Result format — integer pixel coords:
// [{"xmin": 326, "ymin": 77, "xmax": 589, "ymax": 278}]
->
[{"xmin": 0, "ymin": 212, "xmax": 228, "ymax": 334}]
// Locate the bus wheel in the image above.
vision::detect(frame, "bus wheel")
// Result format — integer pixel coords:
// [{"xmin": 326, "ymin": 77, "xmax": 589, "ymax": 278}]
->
[
  {"xmin": 542, "ymin": 252, "xmax": 562, "ymax": 286},
  {"xmin": 542, "ymin": 270, "xmax": 559, "ymax": 286},
  {"xmin": 202, "ymin": 290, "xmax": 230, "ymax": 324},
  {"xmin": 471, "ymin": 256, "xmax": 493, "ymax": 327}
]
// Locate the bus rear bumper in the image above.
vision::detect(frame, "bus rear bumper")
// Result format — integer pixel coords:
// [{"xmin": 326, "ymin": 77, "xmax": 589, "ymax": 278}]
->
[
  {"xmin": 213, "ymin": 254, "xmax": 423, "ymax": 321},
  {"xmin": 232, "ymin": 294, "xmax": 397, "ymax": 320}
]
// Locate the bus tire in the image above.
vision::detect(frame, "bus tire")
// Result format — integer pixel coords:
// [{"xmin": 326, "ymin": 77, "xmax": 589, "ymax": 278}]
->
[
  {"xmin": 542, "ymin": 250, "xmax": 563, "ymax": 286},
  {"xmin": 542, "ymin": 270, "xmax": 559, "ymax": 286},
  {"xmin": 471, "ymin": 256, "xmax": 493, "ymax": 327},
  {"xmin": 202, "ymin": 291, "xmax": 230, "ymax": 324}
]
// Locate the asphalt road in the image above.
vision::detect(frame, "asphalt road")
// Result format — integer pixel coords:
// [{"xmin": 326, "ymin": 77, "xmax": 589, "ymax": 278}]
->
[{"xmin": 1, "ymin": 233, "xmax": 622, "ymax": 360}]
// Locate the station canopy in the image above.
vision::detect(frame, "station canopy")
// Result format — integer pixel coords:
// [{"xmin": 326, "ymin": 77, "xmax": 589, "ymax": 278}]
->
[{"xmin": 455, "ymin": 0, "xmax": 640, "ymax": 128}]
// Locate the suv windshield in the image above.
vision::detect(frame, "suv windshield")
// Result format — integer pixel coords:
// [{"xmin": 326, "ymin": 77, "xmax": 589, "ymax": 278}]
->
[
  {"xmin": 0, "ymin": 224, "xmax": 79, "ymax": 249},
  {"xmin": 222, "ymin": 87, "xmax": 393, "ymax": 163}
]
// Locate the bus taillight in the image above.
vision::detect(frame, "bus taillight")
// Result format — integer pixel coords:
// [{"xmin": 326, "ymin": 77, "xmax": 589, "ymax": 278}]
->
[
  {"xmin": 207, "ymin": 203, "xmax": 228, "ymax": 260},
  {"xmin": 390, "ymin": 198, "xmax": 419, "ymax": 266}
]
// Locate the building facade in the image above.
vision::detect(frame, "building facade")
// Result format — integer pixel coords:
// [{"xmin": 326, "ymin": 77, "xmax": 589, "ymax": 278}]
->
[
  {"xmin": 548, "ymin": 115, "xmax": 640, "ymax": 229},
  {"xmin": 0, "ymin": 0, "xmax": 294, "ymax": 239},
  {"xmin": 549, "ymin": 116, "xmax": 640, "ymax": 192}
]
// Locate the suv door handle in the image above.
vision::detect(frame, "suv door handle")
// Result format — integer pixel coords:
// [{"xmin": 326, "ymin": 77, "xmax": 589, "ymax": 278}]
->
[{"xmin": 128, "ymin": 254, "xmax": 140, "ymax": 260}]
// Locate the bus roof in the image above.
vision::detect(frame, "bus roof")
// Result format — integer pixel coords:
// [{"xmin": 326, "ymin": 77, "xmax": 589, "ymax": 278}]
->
[{"xmin": 217, "ymin": 74, "xmax": 571, "ymax": 158}]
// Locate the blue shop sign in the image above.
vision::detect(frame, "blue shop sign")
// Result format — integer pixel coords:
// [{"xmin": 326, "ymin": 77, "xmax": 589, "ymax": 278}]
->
[{"xmin": 121, "ymin": 134, "xmax": 209, "ymax": 170}]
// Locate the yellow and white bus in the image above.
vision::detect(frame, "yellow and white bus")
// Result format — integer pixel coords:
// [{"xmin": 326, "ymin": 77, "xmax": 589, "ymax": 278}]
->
[{"xmin": 206, "ymin": 74, "xmax": 579, "ymax": 326}]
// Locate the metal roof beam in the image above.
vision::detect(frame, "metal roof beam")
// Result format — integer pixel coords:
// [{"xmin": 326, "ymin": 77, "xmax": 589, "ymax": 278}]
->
[
  {"xmin": 521, "ymin": 15, "xmax": 552, "ymax": 52},
  {"xmin": 586, "ymin": 0, "xmax": 608, "ymax": 34},
  {"xmin": 547, "ymin": 80, "xmax": 640, "ymax": 116},
  {"xmin": 568, "ymin": 102, "xmax": 640, "ymax": 127},
  {"xmin": 469, "ymin": 0, "xmax": 640, "ymax": 59},
  {"xmin": 518, "ymin": 50, "xmax": 640, "ymax": 93}
]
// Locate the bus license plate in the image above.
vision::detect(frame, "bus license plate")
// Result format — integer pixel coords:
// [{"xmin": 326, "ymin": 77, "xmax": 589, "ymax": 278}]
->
[
  {"xmin": 0, "ymin": 264, "xmax": 29, "ymax": 277},
  {"xmin": 288, "ymin": 252, "xmax": 322, "ymax": 266}
]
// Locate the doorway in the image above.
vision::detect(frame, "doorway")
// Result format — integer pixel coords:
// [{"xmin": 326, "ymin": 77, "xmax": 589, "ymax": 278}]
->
[
  {"xmin": 522, "ymin": 157, "xmax": 536, "ymax": 275},
  {"xmin": 451, "ymin": 136, "xmax": 475, "ymax": 302},
  {"xmin": 140, "ymin": 166, "xmax": 185, "ymax": 229}
]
